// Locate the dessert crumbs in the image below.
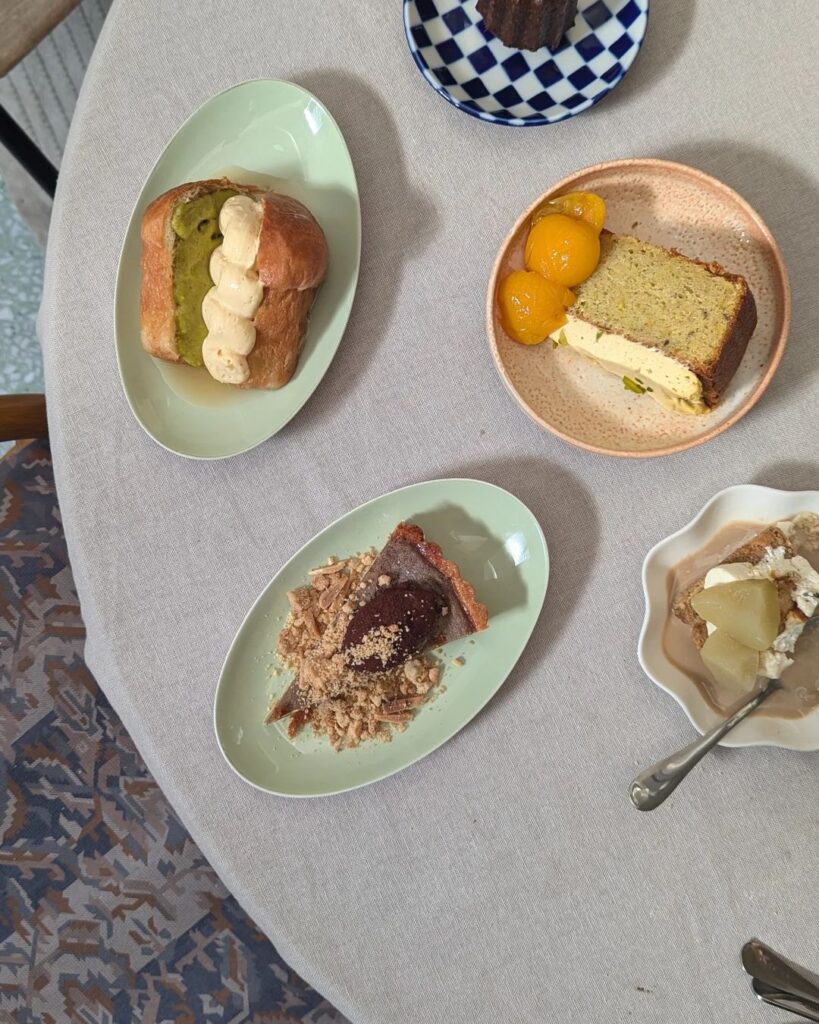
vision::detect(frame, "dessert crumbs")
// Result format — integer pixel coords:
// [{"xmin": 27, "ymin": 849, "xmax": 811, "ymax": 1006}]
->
[{"xmin": 273, "ymin": 548, "xmax": 442, "ymax": 750}]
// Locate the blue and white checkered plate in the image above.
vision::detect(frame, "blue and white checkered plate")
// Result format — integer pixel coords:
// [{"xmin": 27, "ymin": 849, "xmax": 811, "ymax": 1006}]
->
[{"xmin": 403, "ymin": 0, "xmax": 649, "ymax": 126}]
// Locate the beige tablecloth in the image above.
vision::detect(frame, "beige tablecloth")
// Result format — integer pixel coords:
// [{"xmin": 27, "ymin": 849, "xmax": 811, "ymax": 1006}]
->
[{"xmin": 40, "ymin": 1, "xmax": 819, "ymax": 1020}]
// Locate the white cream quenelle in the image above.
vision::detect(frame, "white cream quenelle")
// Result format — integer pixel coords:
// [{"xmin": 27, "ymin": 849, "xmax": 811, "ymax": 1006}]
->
[
  {"xmin": 202, "ymin": 195, "xmax": 264, "ymax": 385},
  {"xmin": 549, "ymin": 316, "xmax": 708, "ymax": 415}
]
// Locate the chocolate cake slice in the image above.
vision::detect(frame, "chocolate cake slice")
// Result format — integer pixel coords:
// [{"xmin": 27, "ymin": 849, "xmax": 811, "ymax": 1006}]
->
[{"xmin": 476, "ymin": 0, "xmax": 578, "ymax": 51}]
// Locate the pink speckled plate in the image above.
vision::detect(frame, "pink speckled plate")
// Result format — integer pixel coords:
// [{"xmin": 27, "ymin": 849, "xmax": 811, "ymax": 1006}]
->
[{"xmin": 487, "ymin": 159, "xmax": 790, "ymax": 458}]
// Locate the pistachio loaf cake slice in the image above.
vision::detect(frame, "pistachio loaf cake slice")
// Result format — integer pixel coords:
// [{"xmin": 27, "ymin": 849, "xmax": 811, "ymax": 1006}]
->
[{"xmin": 549, "ymin": 232, "xmax": 757, "ymax": 415}]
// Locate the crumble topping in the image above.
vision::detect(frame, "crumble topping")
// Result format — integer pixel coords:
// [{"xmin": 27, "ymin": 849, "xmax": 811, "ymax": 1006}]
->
[{"xmin": 269, "ymin": 549, "xmax": 441, "ymax": 750}]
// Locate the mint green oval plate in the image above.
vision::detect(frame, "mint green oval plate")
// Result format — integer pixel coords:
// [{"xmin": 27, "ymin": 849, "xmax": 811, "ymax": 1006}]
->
[
  {"xmin": 214, "ymin": 479, "xmax": 549, "ymax": 797},
  {"xmin": 114, "ymin": 80, "xmax": 360, "ymax": 459}
]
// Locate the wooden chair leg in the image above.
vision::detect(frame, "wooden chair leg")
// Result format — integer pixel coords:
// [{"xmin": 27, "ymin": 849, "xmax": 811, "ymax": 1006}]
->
[{"xmin": 0, "ymin": 394, "xmax": 48, "ymax": 441}]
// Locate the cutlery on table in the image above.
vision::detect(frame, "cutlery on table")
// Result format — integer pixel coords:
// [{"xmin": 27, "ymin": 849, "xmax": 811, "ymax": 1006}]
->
[
  {"xmin": 629, "ymin": 678, "xmax": 779, "ymax": 811},
  {"xmin": 742, "ymin": 939, "xmax": 819, "ymax": 1022}
]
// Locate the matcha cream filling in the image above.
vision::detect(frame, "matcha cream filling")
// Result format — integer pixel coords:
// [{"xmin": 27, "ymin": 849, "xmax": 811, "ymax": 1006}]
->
[{"xmin": 171, "ymin": 189, "xmax": 237, "ymax": 366}]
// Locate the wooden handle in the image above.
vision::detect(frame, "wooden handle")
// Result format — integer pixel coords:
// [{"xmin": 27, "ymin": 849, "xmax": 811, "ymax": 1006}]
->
[{"xmin": 0, "ymin": 393, "xmax": 48, "ymax": 441}]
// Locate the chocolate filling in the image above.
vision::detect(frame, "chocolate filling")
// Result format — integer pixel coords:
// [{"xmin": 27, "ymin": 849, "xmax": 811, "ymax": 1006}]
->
[{"xmin": 342, "ymin": 582, "xmax": 443, "ymax": 672}]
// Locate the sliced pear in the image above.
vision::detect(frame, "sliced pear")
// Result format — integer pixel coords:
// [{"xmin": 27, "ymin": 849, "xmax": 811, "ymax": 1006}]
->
[
  {"xmin": 700, "ymin": 629, "xmax": 759, "ymax": 693},
  {"xmin": 691, "ymin": 578, "xmax": 779, "ymax": 651}
]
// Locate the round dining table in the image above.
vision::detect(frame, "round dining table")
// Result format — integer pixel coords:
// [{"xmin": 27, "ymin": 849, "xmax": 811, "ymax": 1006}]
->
[{"xmin": 40, "ymin": 0, "xmax": 819, "ymax": 1020}]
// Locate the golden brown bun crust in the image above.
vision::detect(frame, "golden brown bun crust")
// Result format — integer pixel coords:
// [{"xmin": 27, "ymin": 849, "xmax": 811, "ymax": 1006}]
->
[
  {"xmin": 241, "ymin": 286, "xmax": 316, "ymax": 390},
  {"xmin": 391, "ymin": 523, "xmax": 490, "ymax": 632},
  {"xmin": 242, "ymin": 192, "xmax": 328, "ymax": 389},
  {"xmin": 256, "ymin": 193, "xmax": 328, "ymax": 291},
  {"xmin": 139, "ymin": 180, "xmax": 328, "ymax": 389}
]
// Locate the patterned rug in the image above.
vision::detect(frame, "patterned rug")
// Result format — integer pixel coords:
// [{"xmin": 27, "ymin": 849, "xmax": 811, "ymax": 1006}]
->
[{"xmin": 0, "ymin": 441, "xmax": 348, "ymax": 1024}]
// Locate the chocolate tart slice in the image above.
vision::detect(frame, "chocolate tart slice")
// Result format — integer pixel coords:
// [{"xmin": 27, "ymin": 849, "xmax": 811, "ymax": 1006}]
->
[
  {"xmin": 353, "ymin": 523, "xmax": 488, "ymax": 648},
  {"xmin": 270, "ymin": 522, "xmax": 488, "ymax": 723}
]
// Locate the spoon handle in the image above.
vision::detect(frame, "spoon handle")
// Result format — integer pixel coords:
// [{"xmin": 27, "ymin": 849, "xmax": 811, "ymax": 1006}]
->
[
  {"xmin": 743, "ymin": 939, "xmax": 819, "ymax": 1007},
  {"xmin": 630, "ymin": 680, "xmax": 777, "ymax": 811},
  {"xmin": 752, "ymin": 980, "xmax": 819, "ymax": 1022}
]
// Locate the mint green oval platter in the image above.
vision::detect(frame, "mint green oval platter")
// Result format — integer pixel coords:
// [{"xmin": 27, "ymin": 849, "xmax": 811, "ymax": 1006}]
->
[
  {"xmin": 214, "ymin": 478, "xmax": 549, "ymax": 797},
  {"xmin": 114, "ymin": 79, "xmax": 360, "ymax": 459}
]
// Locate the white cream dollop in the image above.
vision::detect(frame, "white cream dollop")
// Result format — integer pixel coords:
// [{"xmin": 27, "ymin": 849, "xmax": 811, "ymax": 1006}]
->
[{"xmin": 202, "ymin": 195, "xmax": 264, "ymax": 385}]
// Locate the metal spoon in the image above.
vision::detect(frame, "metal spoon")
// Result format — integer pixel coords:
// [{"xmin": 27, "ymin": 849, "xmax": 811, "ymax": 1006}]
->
[
  {"xmin": 630, "ymin": 678, "xmax": 779, "ymax": 811},
  {"xmin": 750, "ymin": 979, "xmax": 819, "ymax": 1022},
  {"xmin": 742, "ymin": 939, "xmax": 819, "ymax": 1022},
  {"xmin": 743, "ymin": 939, "xmax": 819, "ymax": 1005}
]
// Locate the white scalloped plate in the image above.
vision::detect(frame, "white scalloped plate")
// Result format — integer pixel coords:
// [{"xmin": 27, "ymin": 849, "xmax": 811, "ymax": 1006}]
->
[{"xmin": 639, "ymin": 485, "xmax": 819, "ymax": 750}]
